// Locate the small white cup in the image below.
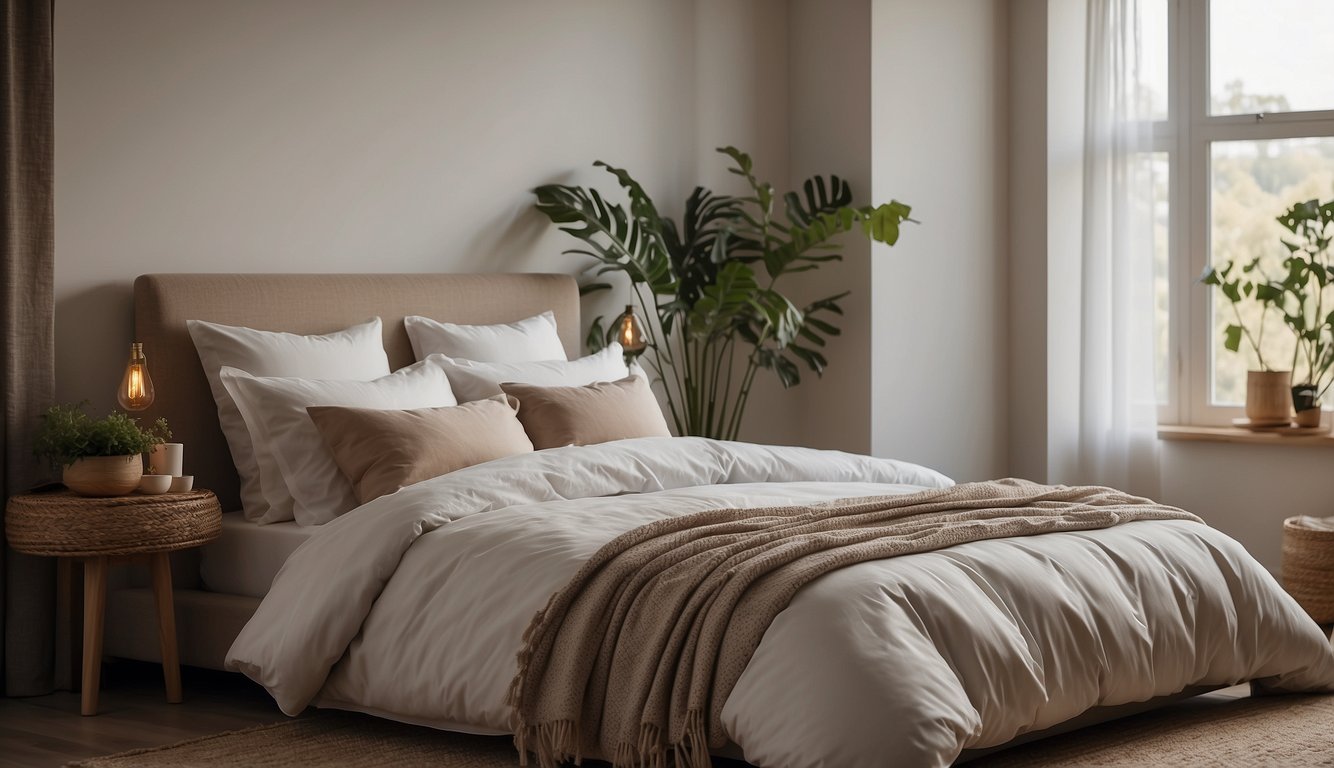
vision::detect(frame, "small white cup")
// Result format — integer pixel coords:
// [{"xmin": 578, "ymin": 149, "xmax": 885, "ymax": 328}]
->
[
  {"xmin": 169, "ymin": 475, "xmax": 194, "ymax": 493},
  {"xmin": 147, "ymin": 443, "xmax": 184, "ymax": 477},
  {"xmin": 138, "ymin": 474, "xmax": 172, "ymax": 494}
]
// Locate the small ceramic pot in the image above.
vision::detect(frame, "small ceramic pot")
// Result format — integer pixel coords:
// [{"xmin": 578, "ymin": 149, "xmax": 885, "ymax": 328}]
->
[
  {"xmin": 63, "ymin": 455, "xmax": 143, "ymax": 497},
  {"xmin": 138, "ymin": 474, "xmax": 173, "ymax": 494},
  {"xmin": 169, "ymin": 475, "xmax": 194, "ymax": 493}
]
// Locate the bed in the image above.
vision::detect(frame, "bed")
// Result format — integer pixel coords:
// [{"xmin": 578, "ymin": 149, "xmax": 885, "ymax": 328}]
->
[
  {"xmin": 104, "ymin": 273, "xmax": 582, "ymax": 668},
  {"xmin": 111, "ymin": 273, "xmax": 1334, "ymax": 768}
]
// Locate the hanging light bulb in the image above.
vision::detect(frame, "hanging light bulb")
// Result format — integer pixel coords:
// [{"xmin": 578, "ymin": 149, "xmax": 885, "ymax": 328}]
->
[
  {"xmin": 117, "ymin": 342, "xmax": 155, "ymax": 411},
  {"xmin": 607, "ymin": 305, "xmax": 648, "ymax": 362}
]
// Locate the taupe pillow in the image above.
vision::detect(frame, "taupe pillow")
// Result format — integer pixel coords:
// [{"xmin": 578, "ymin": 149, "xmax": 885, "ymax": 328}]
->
[
  {"xmin": 500, "ymin": 375, "xmax": 671, "ymax": 450},
  {"xmin": 306, "ymin": 396, "xmax": 533, "ymax": 505}
]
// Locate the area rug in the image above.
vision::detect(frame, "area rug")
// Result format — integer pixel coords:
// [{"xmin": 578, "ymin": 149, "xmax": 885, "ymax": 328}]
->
[
  {"xmin": 972, "ymin": 693, "xmax": 1334, "ymax": 767},
  {"xmin": 67, "ymin": 694, "xmax": 1334, "ymax": 767}
]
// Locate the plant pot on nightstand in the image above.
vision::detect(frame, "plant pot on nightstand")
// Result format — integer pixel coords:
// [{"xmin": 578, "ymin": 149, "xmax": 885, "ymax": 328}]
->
[{"xmin": 63, "ymin": 455, "xmax": 143, "ymax": 497}]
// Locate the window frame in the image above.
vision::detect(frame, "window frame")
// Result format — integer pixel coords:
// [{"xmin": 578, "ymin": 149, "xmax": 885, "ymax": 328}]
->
[{"xmin": 1162, "ymin": 0, "xmax": 1334, "ymax": 427}]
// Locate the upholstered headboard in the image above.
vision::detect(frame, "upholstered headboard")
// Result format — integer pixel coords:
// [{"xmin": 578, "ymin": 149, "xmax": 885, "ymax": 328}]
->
[{"xmin": 133, "ymin": 273, "xmax": 581, "ymax": 512}]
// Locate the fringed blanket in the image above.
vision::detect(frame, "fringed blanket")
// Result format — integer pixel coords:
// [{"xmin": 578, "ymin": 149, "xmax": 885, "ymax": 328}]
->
[{"xmin": 508, "ymin": 478, "xmax": 1201, "ymax": 768}]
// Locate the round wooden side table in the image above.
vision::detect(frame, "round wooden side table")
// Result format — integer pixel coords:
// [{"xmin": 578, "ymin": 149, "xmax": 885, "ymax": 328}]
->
[{"xmin": 5, "ymin": 489, "xmax": 222, "ymax": 716}]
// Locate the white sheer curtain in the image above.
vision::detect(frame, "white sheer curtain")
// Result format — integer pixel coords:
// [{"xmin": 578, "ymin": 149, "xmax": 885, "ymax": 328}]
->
[{"xmin": 1076, "ymin": 0, "xmax": 1161, "ymax": 497}]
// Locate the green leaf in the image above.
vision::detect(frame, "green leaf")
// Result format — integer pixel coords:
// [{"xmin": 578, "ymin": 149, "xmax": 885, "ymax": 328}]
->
[
  {"xmin": 1254, "ymin": 282, "xmax": 1283, "ymax": 302},
  {"xmin": 790, "ymin": 343, "xmax": 829, "ymax": 375},
  {"xmin": 1223, "ymin": 324, "xmax": 1243, "ymax": 353},
  {"xmin": 533, "ymin": 181, "xmax": 678, "ymax": 297},
  {"xmin": 578, "ymin": 282, "xmax": 612, "ymax": 296},
  {"xmin": 687, "ymin": 261, "xmax": 758, "ymax": 338},
  {"xmin": 586, "ymin": 316, "xmax": 607, "ymax": 353}
]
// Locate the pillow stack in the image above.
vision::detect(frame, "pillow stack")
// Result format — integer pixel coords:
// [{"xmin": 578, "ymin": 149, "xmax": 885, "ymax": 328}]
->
[
  {"xmin": 190, "ymin": 310, "xmax": 672, "ymax": 525},
  {"xmin": 187, "ymin": 318, "xmax": 391, "ymax": 523}
]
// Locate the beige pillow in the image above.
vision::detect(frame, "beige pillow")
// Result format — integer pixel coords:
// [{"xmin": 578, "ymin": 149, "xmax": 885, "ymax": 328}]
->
[
  {"xmin": 306, "ymin": 396, "xmax": 533, "ymax": 506},
  {"xmin": 500, "ymin": 375, "xmax": 671, "ymax": 450}
]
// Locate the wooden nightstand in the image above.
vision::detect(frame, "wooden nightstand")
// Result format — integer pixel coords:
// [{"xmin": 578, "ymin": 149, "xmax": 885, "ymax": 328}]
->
[{"xmin": 4, "ymin": 489, "xmax": 222, "ymax": 715}]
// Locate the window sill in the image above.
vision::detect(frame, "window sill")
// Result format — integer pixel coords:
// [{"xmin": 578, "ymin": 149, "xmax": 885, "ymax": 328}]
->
[{"xmin": 1157, "ymin": 424, "xmax": 1334, "ymax": 447}]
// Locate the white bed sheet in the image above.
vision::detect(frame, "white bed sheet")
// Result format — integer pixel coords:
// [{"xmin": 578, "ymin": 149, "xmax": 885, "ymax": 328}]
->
[{"xmin": 200, "ymin": 511, "xmax": 314, "ymax": 598}]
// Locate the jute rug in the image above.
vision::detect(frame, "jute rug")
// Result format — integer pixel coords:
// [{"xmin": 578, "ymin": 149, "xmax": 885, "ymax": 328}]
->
[{"xmin": 67, "ymin": 694, "xmax": 1334, "ymax": 767}]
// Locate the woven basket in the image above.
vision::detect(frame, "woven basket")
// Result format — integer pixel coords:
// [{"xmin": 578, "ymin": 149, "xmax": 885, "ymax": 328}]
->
[
  {"xmin": 4, "ymin": 489, "xmax": 221, "ymax": 557},
  {"xmin": 1281, "ymin": 516, "xmax": 1334, "ymax": 624}
]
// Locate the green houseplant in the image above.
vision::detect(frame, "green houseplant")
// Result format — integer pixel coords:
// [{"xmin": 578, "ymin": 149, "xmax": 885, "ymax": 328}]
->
[
  {"xmin": 1201, "ymin": 197, "xmax": 1334, "ymax": 427},
  {"xmin": 1200, "ymin": 257, "xmax": 1291, "ymax": 425},
  {"xmin": 1273, "ymin": 198, "xmax": 1334, "ymax": 425},
  {"xmin": 34, "ymin": 403, "xmax": 171, "ymax": 496},
  {"xmin": 535, "ymin": 147, "xmax": 912, "ymax": 440}
]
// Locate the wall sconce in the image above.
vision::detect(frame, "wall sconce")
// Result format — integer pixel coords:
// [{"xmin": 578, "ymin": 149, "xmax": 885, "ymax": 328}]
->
[
  {"xmin": 608, "ymin": 305, "xmax": 648, "ymax": 363},
  {"xmin": 117, "ymin": 342, "xmax": 155, "ymax": 411}
]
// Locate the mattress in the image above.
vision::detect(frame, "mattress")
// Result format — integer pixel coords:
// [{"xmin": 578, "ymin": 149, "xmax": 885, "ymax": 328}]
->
[{"xmin": 199, "ymin": 511, "xmax": 314, "ymax": 598}]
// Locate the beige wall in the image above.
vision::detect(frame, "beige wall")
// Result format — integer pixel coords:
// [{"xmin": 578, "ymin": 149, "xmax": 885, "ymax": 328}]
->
[
  {"xmin": 54, "ymin": 0, "xmax": 763, "ymax": 413},
  {"xmin": 55, "ymin": 0, "xmax": 1015, "ymax": 486},
  {"xmin": 870, "ymin": 0, "xmax": 1010, "ymax": 481},
  {"xmin": 779, "ymin": 0, "xmax": 874, "ymax": 453}
]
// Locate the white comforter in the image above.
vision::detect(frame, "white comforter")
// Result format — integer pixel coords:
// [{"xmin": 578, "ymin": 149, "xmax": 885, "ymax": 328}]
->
[{"xmin": 227, "ymin": 438, "xmax": 1334, "ymax": 767}]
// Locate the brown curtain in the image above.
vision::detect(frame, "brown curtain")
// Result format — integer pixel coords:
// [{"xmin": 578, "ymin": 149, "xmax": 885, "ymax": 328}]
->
[{"xmin": 1, "ymin": 0, "xmax": 57, "ymax": 697}]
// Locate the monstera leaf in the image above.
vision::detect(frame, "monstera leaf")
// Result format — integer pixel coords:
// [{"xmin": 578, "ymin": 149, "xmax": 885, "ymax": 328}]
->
[{"xmin": 534, "ymin": 181, "xmax": 676, "ymax": 296}]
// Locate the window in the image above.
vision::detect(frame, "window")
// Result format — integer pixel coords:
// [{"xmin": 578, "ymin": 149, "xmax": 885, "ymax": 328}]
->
[{"xmin": 1153, "ymin": 0, "xmax": 1334, "ymax": 425}]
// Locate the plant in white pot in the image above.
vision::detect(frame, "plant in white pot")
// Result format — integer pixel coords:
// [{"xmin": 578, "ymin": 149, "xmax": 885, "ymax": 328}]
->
[
  {"xmin": 34, "ymin": 403, "xmax": 171, "ymax": 496},
  {"xmin": 1200, "ymin": 258, "xmax": 1290, "ymax": 425},
  {"xmin": 1272, "ymin": 198, "xmax": 1334, "ymax": 427}
]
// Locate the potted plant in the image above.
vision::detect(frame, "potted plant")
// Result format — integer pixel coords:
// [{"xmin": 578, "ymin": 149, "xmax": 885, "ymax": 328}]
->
[
  {"xmin": 34, "ymin": 403, "xmax": 171, "ymax": 496},
  {"xmin": 1200, "ymin": 258, "xmax": 1290, "ymax": 425},
  {"xmin": 1272, "ymin": 198, "xmax": 1334, "ymax": 427},
  {"xmin": 534, "ymin": 146, "xmax": 912, "ymax": 439}
]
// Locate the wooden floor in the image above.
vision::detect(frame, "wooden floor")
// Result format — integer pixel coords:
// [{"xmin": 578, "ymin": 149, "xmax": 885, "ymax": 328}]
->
[
  {"xmin": 0, "ymin": 659, "xmax": 1260, "ymax": 768},
  {"xmin": 0, "ymin": 660, "xmax": 282, "ymax": 768}
]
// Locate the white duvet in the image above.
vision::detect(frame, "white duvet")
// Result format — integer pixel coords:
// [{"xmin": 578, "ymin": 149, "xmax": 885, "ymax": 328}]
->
[{"xmin": 228, "ymin": 438, "xmax": 1334, "ymax": 767}]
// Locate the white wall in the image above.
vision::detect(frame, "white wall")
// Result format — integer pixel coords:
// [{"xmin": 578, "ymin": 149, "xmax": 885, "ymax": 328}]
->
[
  {"xmin": 53, "ymin": 0, "xmax": 776, "ymax": 414},
  {"xmin": 1160, "ymin": 444, "xmax": 1334, "ymax": 570},
  {"xmin": 870, "ymin": 0, "xmax": 1010, "ymax": 481}
]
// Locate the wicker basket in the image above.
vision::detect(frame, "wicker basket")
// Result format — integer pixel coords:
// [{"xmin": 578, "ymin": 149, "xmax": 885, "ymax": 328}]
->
[
  {"xmin": 4, "ymin": 489, "xmax": 221, "ymax": 557},
  {"xmin": 1281, "ymin": 516, "xmax": 1334, "ymax": 624}
]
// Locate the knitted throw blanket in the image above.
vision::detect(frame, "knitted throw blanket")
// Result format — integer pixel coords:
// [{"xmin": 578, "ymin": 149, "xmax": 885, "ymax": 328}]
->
[{"xmin": 508, "ymin": 479, "xmax": 1200, "ymax": 768}]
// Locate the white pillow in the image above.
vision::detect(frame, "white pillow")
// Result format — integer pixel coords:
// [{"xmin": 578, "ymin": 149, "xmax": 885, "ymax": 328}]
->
[
  {"xmin": 220, "ymin": 356, "xmax": 457, "ymax": 526},
  {"xmin": 187, "ymin": 318, "xmax": 390, "ymax": 521},
  {"xmin": 405, "ymin": 311, "xmax": 566, "ymax": 363},
  {"xmin": 440, "ymin": 343, "xmax": 634, "ymax": 402}
]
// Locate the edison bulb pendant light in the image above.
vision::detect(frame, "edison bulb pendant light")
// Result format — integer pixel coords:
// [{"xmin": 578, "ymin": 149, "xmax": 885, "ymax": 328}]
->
[
  {"xmin": 608, "ymin": 305, "xmax": 648, "ymax": 360},
  {"xmin": 117, "ymin": 342, "xmax": 155, "ymax": 411}
]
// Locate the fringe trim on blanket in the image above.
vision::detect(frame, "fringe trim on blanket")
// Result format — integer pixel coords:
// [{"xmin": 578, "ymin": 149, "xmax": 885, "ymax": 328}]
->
[{"xmin": 512, "ymin": 711, "xmax": 713, "ymax": 768}]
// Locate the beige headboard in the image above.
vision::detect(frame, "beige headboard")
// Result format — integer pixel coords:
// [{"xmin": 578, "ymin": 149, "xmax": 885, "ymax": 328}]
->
[{"xmin": 133, "ymin": 273, "xmax": 580, "ymax": 512}]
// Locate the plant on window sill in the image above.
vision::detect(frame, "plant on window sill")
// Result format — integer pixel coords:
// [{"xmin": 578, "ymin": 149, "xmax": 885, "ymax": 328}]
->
[
  {"xmin": 1200, "ymin": 254, "xmax": 1289, "ymax": 424},
  {"xmin": 1274, "ymin": 198, "xmax": 1334, "ymax": 424},
  {"xmin": 1202, "ymin": 198, "xmax": 1334, "ymax": 428}
]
